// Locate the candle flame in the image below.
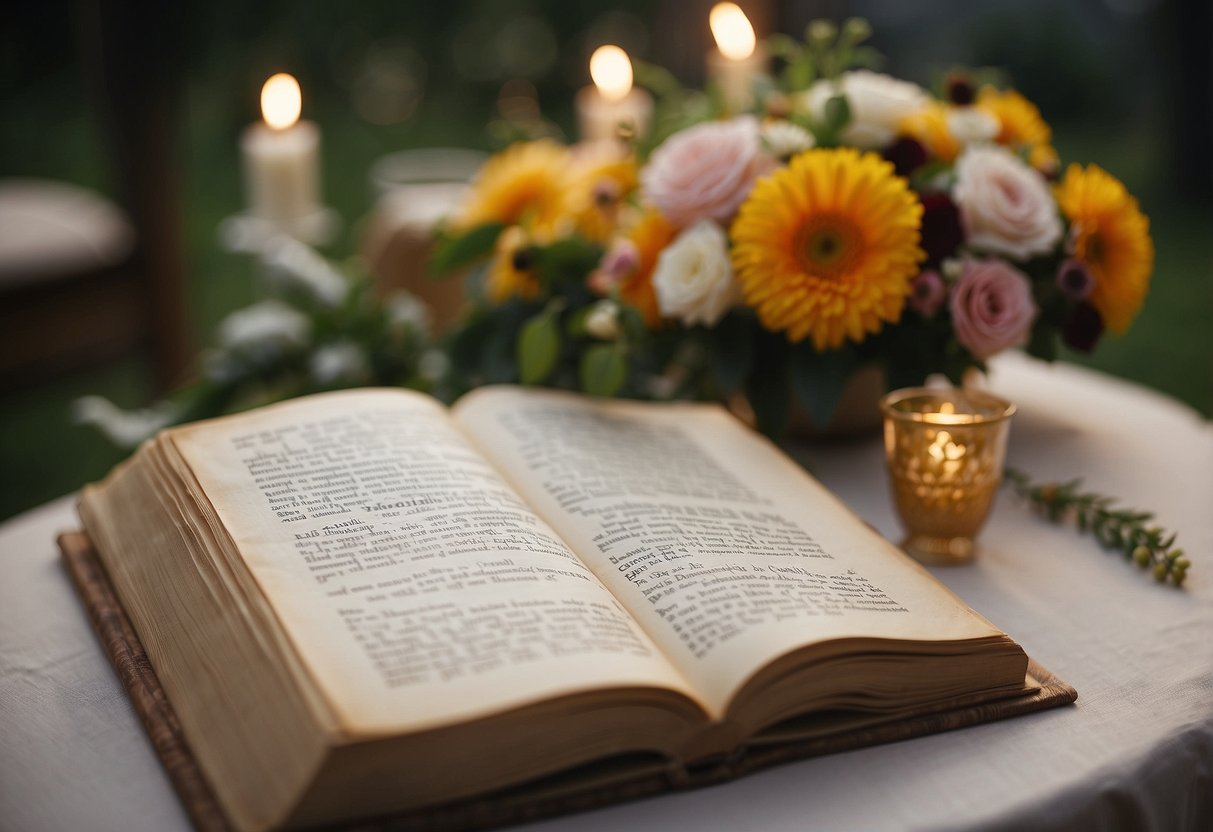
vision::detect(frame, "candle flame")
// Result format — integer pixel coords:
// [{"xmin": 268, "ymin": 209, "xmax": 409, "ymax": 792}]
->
[
  {"xmin": 710, "ymin": 3, "xmax": 756, "ymax": 61},
  {"xmin": 261, "ymin": 73, "xmax": 302, "ymax": 130},
  {"xmin": 589, "ymin": 45, "xmax": 633, "ymax": 102}
]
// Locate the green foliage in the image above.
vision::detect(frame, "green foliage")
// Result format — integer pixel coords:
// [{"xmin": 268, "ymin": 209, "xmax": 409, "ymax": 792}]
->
[
  {"xmin": 1004, "ymin": 468, "xmax": 1189, "ymax": 587},
  {"xmin": 429, "ymin": 222, "xmax": 505, "ymax": 276},
  {"xmin": 580, "ymin": 344, "xmax": 628, "ymax": 398},
  {"xmin": 768, "ymin": 17, "xmax": 883, "ymax": 92},
  {"xmin": 518, "ymin": 300, "xmax": 564, "ymax": 384}
]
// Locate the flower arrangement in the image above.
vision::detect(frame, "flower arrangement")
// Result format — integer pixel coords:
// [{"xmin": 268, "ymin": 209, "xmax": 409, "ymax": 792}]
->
[
  {"xmin": 433, "ymin": 19, "xmax": 1154, "ymax": 436},
  {"xmin": 75, "ymin": 238, "xmax": 432, "ymax": 448}
]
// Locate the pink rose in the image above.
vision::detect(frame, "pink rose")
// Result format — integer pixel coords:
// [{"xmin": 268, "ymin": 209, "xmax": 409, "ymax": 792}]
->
[
  {"xmin": 949, "ymin": 259, "xmax": 1038, "ymax": 359},
  {"xmin": 641, "ymin": 116, "xmax": 775, "ymax": 228}
]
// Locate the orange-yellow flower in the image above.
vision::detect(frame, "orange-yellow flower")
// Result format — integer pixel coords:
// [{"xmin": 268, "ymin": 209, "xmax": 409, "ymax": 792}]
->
[
  {"xmin": 485, "ymin": 226, "xmax": 541, "ymax": 303},
  {"xmin": 569, "ymin": 145, "xmax": 638, "ymax": 243},
  {"xmin": 897, "ymin": 101, "xmax": 960, "ymax": 162},
  {"xmin": 731, "ymin": 148, "xmax": 925, "ymax": 350},
  {"xmin": 1055, "ymin": 164, "xmax": 1153, "ymax": 334},
  {"xmin": 456, "ymin": 140, "xmax": 574, "ymax": 237},
  {"xmin": 618, "ymin": 207, "xmax": 679, "ymax": 327},
  {"xmin": 977, "ymin": 87, "xmax": 1058, "ymax": 174}
]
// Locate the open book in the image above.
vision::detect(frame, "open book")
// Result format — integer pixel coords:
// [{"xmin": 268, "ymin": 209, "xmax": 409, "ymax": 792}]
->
[{"xmin": 77, "ymin": 386, "xmax": 1064, "ymax": 832}]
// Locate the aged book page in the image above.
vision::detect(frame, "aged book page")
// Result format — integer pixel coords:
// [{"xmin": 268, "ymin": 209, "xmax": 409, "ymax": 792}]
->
[
  {"xmin": 453, "ymin": 387, "xmax": 1015, "ymax": 719},
  {"xmin": 170, "ymin": 388, "xmax": 697, "ymax": 736}
]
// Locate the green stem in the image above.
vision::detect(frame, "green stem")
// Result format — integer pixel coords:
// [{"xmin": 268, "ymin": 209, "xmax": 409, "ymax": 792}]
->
[{"xmin": 1003, "ymin": 466, "xmax": 1188, "ymax": 587}]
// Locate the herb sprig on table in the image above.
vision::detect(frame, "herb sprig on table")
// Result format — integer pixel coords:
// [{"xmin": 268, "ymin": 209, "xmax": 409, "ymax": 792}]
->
[{"xmin": 1004, "ymin": 468, "xmax": 1189, "ymax": 587}]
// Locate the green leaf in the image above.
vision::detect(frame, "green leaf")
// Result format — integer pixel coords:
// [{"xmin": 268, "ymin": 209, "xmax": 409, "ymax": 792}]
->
[
  {"xmin": 789, "ymin": 343, "xmax": 859, "ymax": 429},
  {"xmin": 518, "ymin": 308, "xmax": 562, "ymax": 385},
  {"xmin": 429, "ymin": 223, "xmax": 505, "ymax": 276},
  {"xmin": 823, "ymin": 93, "xmax": 851, "ymax": 133},
  {"xmin": 580, "ymin": 344, "xmax": 628, "ymax": 397}
]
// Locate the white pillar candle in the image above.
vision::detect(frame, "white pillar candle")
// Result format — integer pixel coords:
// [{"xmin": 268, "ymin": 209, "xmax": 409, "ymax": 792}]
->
[
  {"xmin": 576, "ymin": 45, "xmax": 653, "ymax": 144},
  {"xmin": 241, "ymin": 73, "xmax": 321, "ymax": 222},
  {"xmin": 707, "ymin": 2, "xmax": 767, "ymax": 113}
]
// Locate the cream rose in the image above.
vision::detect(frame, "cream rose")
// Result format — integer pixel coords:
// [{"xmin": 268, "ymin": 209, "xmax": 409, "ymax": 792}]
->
[
  {"xmin": 801, "ymin": 70, "xmax": 930, "ymax": 149},
  {"xmin": 953, "ymin": 144, "xmax": 1062, "ymax": 259},
  {"xmin": 641, "ymin": 116, "xmax": 774, "ymax": 227},
  {"xmin": 652, "ymin": 220, "xmax": 738, "ymax": 327}
]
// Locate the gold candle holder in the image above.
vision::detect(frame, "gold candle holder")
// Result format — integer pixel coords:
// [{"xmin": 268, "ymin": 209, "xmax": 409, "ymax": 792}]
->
[{"xmin": 880, "ymin": 387, "xmax": 1015, "ymax": 565}]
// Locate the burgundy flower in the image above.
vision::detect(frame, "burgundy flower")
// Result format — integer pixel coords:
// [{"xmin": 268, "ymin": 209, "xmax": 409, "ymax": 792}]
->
[
  {"xmin": 909, "ymin": 269, "xmax": 947, "ymax": 317},
  {"xmin": 1056, "ymin": 258, "xmax": 1094, "ymax": 301},
  {"xmin": 1062, "ymin": 302, "xmax": 1104, "ymax": 353},
  {"xmin": 919, "ymin": 193, "xmax": 966, "ymax": 266},
  {"xmin": 945, "ymin": 72, "xmax": 976, "ymax": 106},
  {"xmin": 884, "ymin": 136, "xmax": 928, "ymax": 178}
]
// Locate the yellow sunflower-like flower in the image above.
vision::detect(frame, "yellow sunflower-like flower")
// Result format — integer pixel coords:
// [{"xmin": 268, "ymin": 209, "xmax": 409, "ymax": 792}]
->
[
  {"xmin": 897, "ymin": 101, "xmax": 960, "ymax": 162},
  {"xmin": 619, "ymin": 207, "xmax": 679, "ymax": 327},
  {"xmin": 977, "ymin": 87, "xmax": 1058, "ymax": 172},
  {"xmin": 569, "ymin": 146, "xmax": 638, "ymax": 243},
  {"xmin": 731, "ymin": 148, "xmax": 925, "ymax": 350},
  {"xmin": 486, "ymin": 226, "xmax": 541, "ymax": 303},
  {"xmin": 456, "ymin": 140, "xmax": 574, "ymax": 237},
  {"xmin": 1055, "ymin": 164, "xmax": 1153, "ymax": 334}
]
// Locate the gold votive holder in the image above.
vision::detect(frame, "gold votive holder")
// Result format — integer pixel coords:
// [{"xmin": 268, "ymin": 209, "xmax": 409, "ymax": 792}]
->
[{"xmin": 879, "ymin": 387, "xmax": 1015, "ymax": 565}]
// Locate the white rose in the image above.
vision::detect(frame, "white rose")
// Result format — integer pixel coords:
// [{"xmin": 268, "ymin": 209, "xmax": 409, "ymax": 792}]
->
[
  {"xmin": 953, "ymin": 144, "xmax": 1063, "ymax": 259},
  {"xmin": 946, "ymin": 107, "xmax": 1000, "ymax": 144},
  {"xmin": 801, "ymin": 70, "xmax": 930, "ymax": 149},
  {"xmin": 760, "ymin": 119, "xmax": 815, "ymax": 159},
  {"xmin": 652, "ymin": 220, "xmax": 738, "ymax": 327}
]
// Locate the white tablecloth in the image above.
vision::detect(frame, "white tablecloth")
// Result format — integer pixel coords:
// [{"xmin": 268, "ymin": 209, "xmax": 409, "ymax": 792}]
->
[{"xmin": 2, "ymin": 353, "xmax": 1211, "ymax": 832}]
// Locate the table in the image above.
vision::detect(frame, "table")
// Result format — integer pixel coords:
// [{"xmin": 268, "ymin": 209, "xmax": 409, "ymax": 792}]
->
[{"xmin": 2, "ymin": 353, "xmax": 1211, "ymax": 832}]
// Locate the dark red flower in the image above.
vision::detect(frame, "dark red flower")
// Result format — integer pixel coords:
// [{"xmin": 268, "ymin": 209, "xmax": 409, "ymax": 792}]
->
[
  {"xmin": 1062, "ymin": 302, "xmax": 1104, "ymax": 353},
  {"xmin": 883, "ymin": 136, "xmax": 928, "ymax": 178},
  {"xmin": 945, "ymin": 72, "xmax": 976, "ymax": 106},
  {"xmin": 919, "ymin": 192, "xmax": 966, "ymax": 266}
]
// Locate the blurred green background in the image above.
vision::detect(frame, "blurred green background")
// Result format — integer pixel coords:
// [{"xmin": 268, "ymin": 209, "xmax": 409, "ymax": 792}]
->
[{"xmin": 1, "ymin": 0, "xmax": 1210, "ymax": 522}]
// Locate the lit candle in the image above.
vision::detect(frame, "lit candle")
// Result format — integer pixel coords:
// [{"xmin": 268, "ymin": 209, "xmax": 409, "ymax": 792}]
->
[
  {"xmin": 241, "ymin": 73, "xmax": 322, "ymax": 224},
  {"xmin": 880, "ymin": 388, "xmax": 1015, "ymax": 564},
  {"xmin": 706, "ymin": 2, "xmax": 767, "ymax": 112},
  {"xmin": 575, "ymin": 45, "xmax": 653, "ymax": 144}
]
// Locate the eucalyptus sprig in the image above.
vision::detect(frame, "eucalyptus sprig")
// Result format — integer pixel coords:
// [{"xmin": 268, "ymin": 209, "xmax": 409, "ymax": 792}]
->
[{"xmin": 1003, "ymin": 467, "xmax": 1189, "ymax": 587}]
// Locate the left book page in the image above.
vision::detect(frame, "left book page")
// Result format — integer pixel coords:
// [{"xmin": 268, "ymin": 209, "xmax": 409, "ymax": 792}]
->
[{"xmin": 169, "ymin": 388, "xmax": 695, "ymax": 736}]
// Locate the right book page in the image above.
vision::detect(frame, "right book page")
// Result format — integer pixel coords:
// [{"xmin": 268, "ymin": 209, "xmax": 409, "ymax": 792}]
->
[{"xmin": 453, "ymin": 386, "xmax": 1023, "ymax": 723}]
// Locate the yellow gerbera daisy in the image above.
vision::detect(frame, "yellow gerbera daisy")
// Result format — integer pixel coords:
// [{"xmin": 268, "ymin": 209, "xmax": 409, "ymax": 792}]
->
[
  {"xmin": 619, "ymin": 207, "xmax": 678, "ymax": 327},
  {"xmin": 977, "ymin": 87, "xmax": 1057, "ymax": 172},
  {"xmin": 731, "ymin": 148, "xmax": 925, "ymax": 350},
  {"xmin": 1055, "ymin": 164, "xmax": 1153, "ymax": 334},
  {"xmin": 569, "ymin": 146, "xmax": 638, "ymax": 243},
  {"xmin": 486, "ymin": 226, "xmax": 541, "ymax": 303},
  {"xmin": 456, "ymin": 140, "xmax": 574, "ymax": 237},
  {"xmin": 897, "ymin": 102, "xmax": 960, "ymax": 162}
]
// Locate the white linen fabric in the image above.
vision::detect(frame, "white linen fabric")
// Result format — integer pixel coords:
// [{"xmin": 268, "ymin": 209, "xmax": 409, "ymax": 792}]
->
[{"xmin": 1, "ymin": 353, "xmax": 1210, "ymax": 832}]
